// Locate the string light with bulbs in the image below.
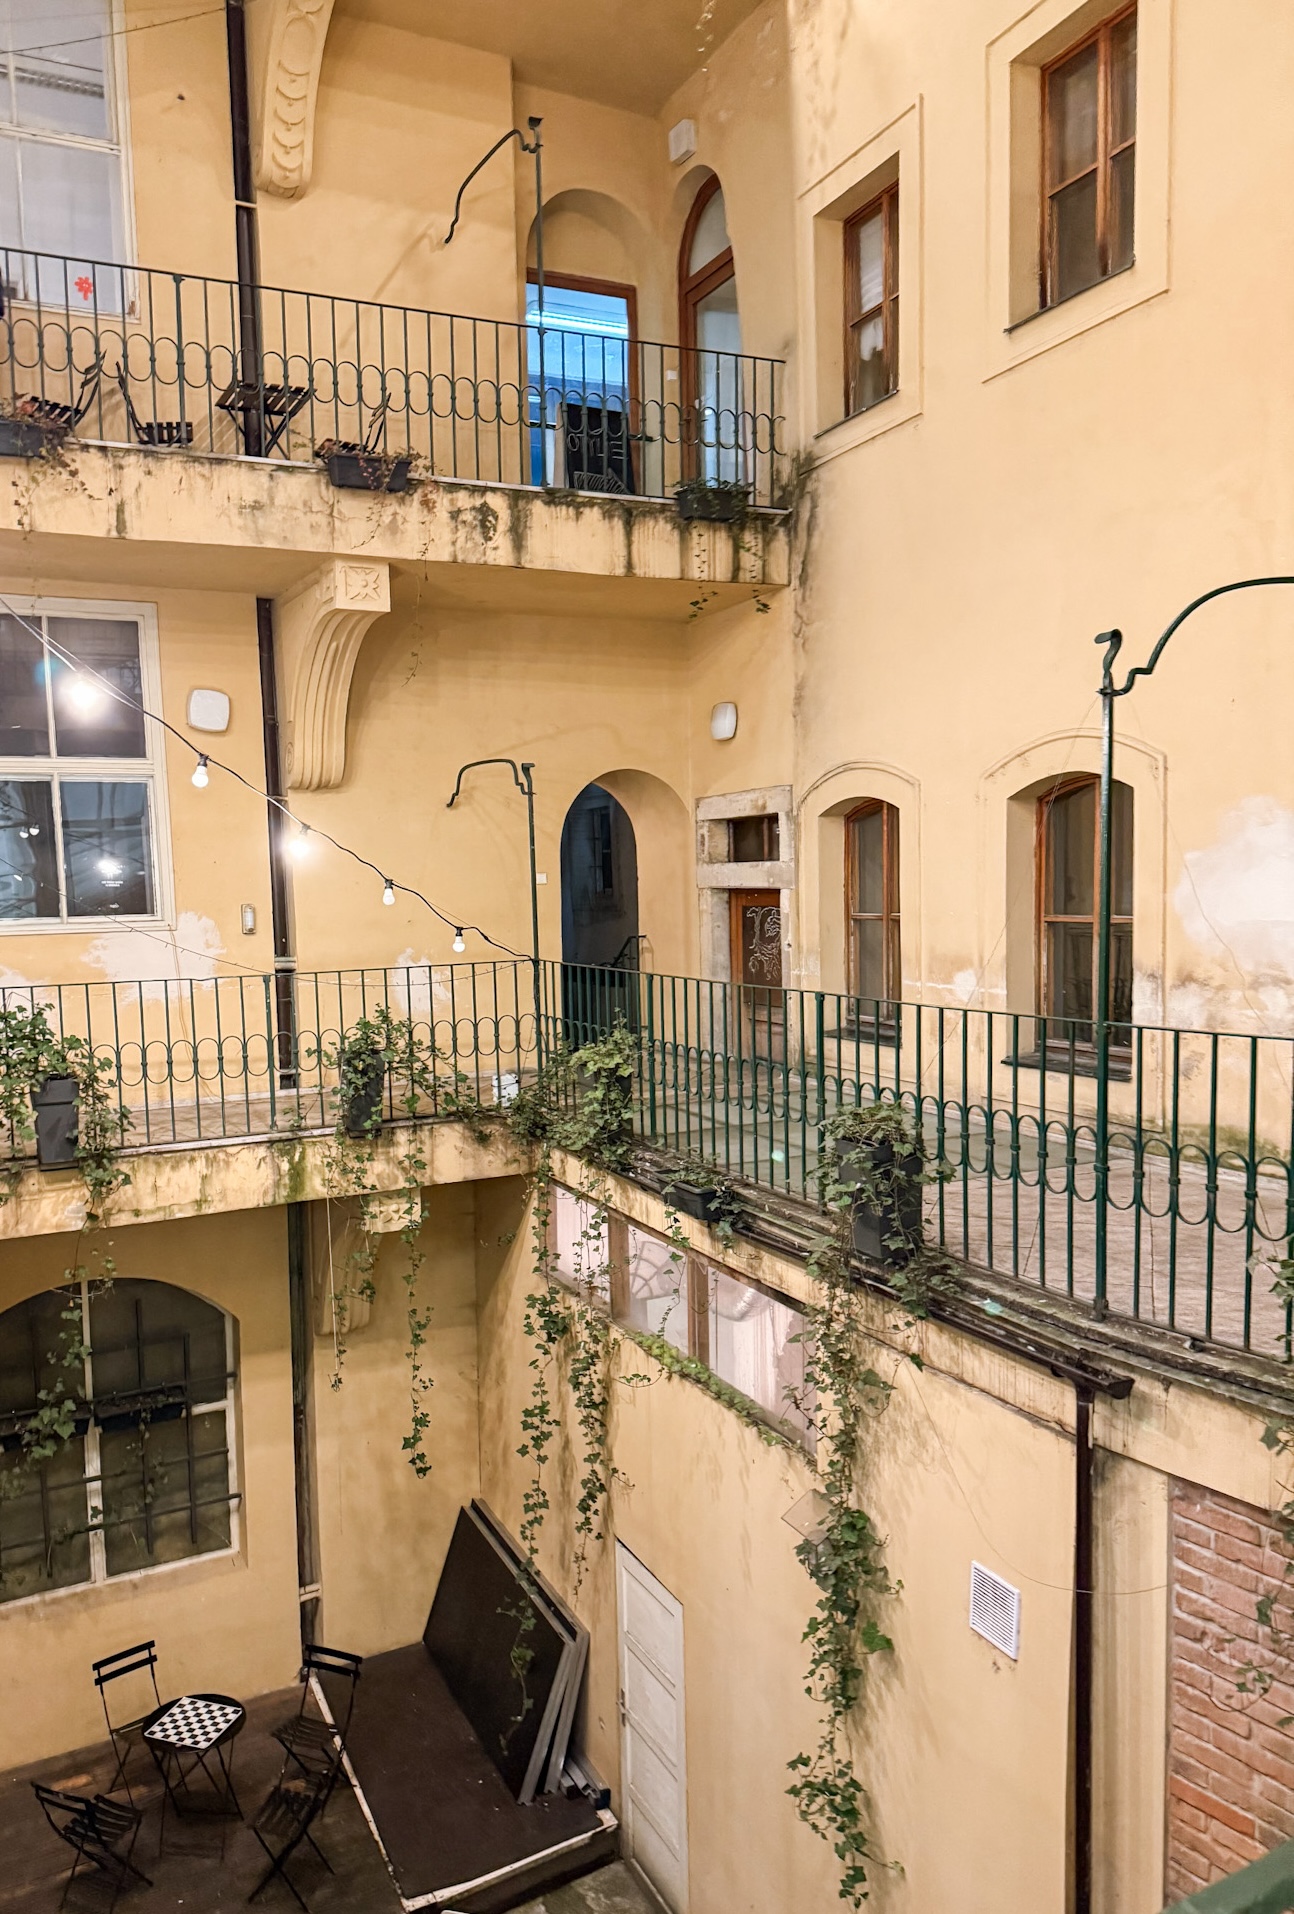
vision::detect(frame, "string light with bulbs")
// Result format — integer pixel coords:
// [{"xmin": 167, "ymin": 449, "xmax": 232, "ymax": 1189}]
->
[{"xmin": 0, "ymin": 597, "xmax": 524, "ymax": 960}]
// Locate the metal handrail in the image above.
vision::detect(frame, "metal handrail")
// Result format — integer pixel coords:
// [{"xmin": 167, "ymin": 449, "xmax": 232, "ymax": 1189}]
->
[
  {"xmin": 3, "ymin": 959, "xmax": 1292, "ymax": 1366},
  {"xmin": 0, "ymin": 246, "xmax": 787, "ymax": 506}
]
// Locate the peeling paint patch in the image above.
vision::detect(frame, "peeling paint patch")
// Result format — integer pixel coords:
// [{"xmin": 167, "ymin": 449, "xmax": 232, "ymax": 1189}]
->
[
  {"xmin": 1174, "ymin": 798, "xmax": 1294, "ymax": 981},
  {"xmin": 85, "ymin": 912, "xmax": 226, "ymax": 984}
]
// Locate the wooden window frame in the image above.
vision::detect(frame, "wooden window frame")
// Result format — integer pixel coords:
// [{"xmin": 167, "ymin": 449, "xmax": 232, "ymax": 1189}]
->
[
  {"xmin": 1034, "ymin": 773, "xmax": 1132, "ymax": 1044},
  {"xmin": 845, "ymin": 800, "xmax": 900, "ymax": 1006},
  {"xmin": 678, "ymin": 175, "xmax": 734, "ymax": 355},
  {"xmin": 843, "ymin": 184, "xmax": 899, "ymax": 417},
  {"xmin": 1039, "ymin": 4, "xmax": 1137, "ymax": 310}
]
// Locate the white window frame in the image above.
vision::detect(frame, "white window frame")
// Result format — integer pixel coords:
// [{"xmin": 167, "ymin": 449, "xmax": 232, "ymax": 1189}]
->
[
  {"xmin": 0, "ymin": 1279, "xmax": 241, "ymax": 1609},
  {"xmin": 0, "ymin": 0, "xmax": 134, "ymax": 272},
  {"xmin": 0, "ymin": 594, "xmax": 172, "ymax": 934}
]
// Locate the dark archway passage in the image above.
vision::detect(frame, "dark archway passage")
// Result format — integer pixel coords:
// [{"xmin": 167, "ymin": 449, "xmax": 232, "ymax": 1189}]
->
[{"xmin": 560, "ymin": 783, "xmax": 640, "ymax": 1043}]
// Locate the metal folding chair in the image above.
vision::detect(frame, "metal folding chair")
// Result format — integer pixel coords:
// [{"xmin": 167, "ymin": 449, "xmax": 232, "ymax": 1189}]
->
[
  {"xmin": 31, "ymin": 1784, "xmax": 151, "ymax": 1912},
  {"xmin": 115, "ymin": 365, "xmax": 194, "ymax": 446},
  {"xmin": 16, "ymin": 350, "xmax": 105, "ymax": 433},
  {"xmin": 272, "ymin": 1644, "xmax": 361, "ymax": 1808},
  {"xmin": 91, "ymin": 1640, "xmax": 162, "ymax": 1800},
  {"xmin": 247, "ymin": 1768, "xmax": 334, "ymax": 1913}
]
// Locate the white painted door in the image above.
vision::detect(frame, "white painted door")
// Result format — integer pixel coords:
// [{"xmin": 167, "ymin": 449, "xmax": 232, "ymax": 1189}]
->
[{"xmin": 616, "ymin": 1543, "xmax": 689, "ymax": 1913}]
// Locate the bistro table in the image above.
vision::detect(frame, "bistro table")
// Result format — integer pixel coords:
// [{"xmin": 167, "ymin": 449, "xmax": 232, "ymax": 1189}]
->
[{"xmin": 142, "ymin": 1692, "xmax": 246, "ymax": 1852}]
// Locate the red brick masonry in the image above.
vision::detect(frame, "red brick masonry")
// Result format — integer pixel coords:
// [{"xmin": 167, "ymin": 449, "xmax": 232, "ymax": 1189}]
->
[{"xmin": 1167, "ymin": 1479, "xmax": 1294, "ymax": 1901}]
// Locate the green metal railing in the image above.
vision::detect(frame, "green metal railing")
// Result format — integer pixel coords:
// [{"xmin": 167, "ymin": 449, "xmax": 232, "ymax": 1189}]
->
[
  {"xmin": 3, "ymin": 960, "xmax": 1293, "ymax": 1365},
  {"xmin": 1163, "ymin": 1840, "xmax": 1294, "ymax": 1913}
]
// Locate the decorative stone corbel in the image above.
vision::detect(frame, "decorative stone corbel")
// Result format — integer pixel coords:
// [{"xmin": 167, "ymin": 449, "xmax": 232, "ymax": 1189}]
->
[
  {"xmin": 277, "ymin": 559, "xmax": 390, "ymax": 791},
  {"xmin": 255, "ymin": 0, "xmax": 336, "ymax": 199}
]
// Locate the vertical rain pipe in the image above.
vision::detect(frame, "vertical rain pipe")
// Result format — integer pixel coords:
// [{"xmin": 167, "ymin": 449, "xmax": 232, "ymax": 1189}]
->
[
  {"xmin": 257, "ymin": 600, "xmax": 297, "ymax": 1082},
  {"xmin": 224, "ymin": 0, "xmax": 263, "ymax": 452},
  {"xmin": 1073, "ymin": 1381, "xmax": 1096, "ymax": 1914}
]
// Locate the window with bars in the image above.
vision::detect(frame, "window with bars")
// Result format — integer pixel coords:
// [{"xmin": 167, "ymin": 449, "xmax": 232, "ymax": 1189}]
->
[
  {"xmin": 551, "ymin": 1187, "xmax": 813, "ymax": 1446},
  {"xmin": 1037, "ymin": 775, "xmax": 1133, "ymax": 1046},
  {"xmin": 0, "ymin": 607, "xmax": 163, "ymax": 925},
  {"xmin": 844, "ymin": 184, "xmax": 898, "ymax": 417},
  {"xmin": 0, "ymin": 1278, "xmax": 238, "ymax": 1603},
  {"xmin": 1041, "ymin": 7, "xmax": 1136, "ymax": 308},
  {"xmin": 0, "ymin": 0, "xmax": 125, "ymax": 301}
]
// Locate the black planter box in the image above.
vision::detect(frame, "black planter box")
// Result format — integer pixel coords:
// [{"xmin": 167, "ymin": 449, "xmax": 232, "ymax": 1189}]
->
[
  {"xmin": 31, "ymin": 1073, "xmax": 79, "ymax": 1167},
  {"xmin": 343, "ymin": 1050, "xmax": 386, "ymax": 1137},
  {"xmin": 0, "ymin": 418, "xmax": 56, "ymax": 459},
  {"xmin": 675, "ymin": 487, "xmax": 748, "ymax": 524},
  {"xmin": 835, "ymin": 1136, "xmax": 924, "ymax": 1270},
  {"xmin": 322, "ymin": 447, "xmax": 412, "ymax": 493},
  {"xmin": 666, "ymin": 1180, "xmax": 725, "ymax": 1225}
]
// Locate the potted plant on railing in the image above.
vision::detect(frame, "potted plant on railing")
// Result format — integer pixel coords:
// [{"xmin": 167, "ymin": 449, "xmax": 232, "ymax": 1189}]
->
[
  {"xmin": 660, "ymin": 1152, "xmax": 742, "ymax": 1240},
  {"xmin": 825, "ymin": 1102, "xmax": 926, "ymax": 1271},
  {"xmin": 0, "ymin": 1000, "xmax": 125, "ymax": 1173},
  {"xmin": 0, "ymin": 395, "xmax": 70, "ymax": 460},
  {"xmin": 337, "ymin": 1023, "xmax": 390, "ymax": 1138},
  {"xmin": 674, "ymin": 477, "xmax": 751, "ymax": 525},
  {"xmin": 315, "ymin": 394, "xmax": 413, "ymax": 494}
]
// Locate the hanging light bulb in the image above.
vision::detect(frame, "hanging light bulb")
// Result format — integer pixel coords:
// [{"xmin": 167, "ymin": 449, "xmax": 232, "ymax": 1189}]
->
[
  {"xmin": 382, "ymin": 879, "xmax": 395, "ymax": 907},
  {"xmin": 191, "ymin": 755, "xmax": 209, "ymax": 789},
  {"xmin": 64, "ymin": 672, "xmax": 104, "ymax": 717},
  {"xmin": 452, "ymin": 929, "xmax": 466, "ymax": 954},
  {"xmin": 288, "ymin": 825, "xmax": 311, "ymax": 861}
]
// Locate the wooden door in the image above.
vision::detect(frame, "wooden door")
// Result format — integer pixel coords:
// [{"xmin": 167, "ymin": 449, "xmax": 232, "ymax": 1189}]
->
[
  {"xmin": 617, "ymin": 1544, "xmax": 688, "ymax": 1911},
  {"xmin": 729, "ymin": 890, "xmax": 784, "ymax": 1061}
]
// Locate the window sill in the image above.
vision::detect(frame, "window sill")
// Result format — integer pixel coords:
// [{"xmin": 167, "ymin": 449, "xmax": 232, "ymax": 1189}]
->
[
  {"xmin": 811, "ymin": 380, "xmax": 921, "ymax": 465},
  {"xmin": 1005, "ymin": 259, "xmax": 1136, "ymax": 334},
  {"xmin": 1006, "ymin": 1045, "xmax": 1133, "ymax": 1083}
]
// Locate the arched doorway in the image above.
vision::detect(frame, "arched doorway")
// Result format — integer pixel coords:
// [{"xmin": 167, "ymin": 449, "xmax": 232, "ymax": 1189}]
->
[
  {"xmin": 560, "ymin": 782, "xmax": 640, "ymax": 1043},
  {"xmin": 678, "ymin": 176, "xmax": 744, "ymax": 485}
]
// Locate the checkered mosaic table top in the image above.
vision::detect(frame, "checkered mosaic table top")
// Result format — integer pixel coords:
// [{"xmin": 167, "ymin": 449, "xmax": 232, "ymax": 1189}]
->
[{"xmin": 145, "ymin": 1695, "xmax": 242, "ymax": 1752}]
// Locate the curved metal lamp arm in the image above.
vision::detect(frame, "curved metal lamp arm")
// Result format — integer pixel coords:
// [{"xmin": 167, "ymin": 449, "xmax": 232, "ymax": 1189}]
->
[
  {"xmin": 1097, "ymin": 575, "xmax": 1294, "ymax": 698},
  {"xmin": 444, "ymin": 119, "xmax": 542, "ymax": 246},
  {"xmin": 446, "ymin": 757, "xmax": 530, "ymax": 807}
]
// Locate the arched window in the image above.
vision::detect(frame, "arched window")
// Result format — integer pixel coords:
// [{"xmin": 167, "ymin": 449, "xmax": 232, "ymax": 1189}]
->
[
  {"xmin": 1037, "ymin": 775, "xmax": 1133, "ymax": 1042},
  {"xmin": 0, "ymin": 1279, "xmax": 237, "ymax": 1602},
  {"xmin": 679, "ymin": 177, "xmax": 744, "ymax": 483},
  {"xmin": 846, "ymin": 801, "xmax": 900, "ymax": 1011}
]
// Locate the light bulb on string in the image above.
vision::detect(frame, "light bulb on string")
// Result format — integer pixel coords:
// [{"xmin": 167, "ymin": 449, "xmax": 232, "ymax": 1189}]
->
[
  {"xmin": 288, "ymin": 825, "xmax": 311, "ymax": 862},
  {"xmin": 191, "ymin": 756, "xmax": 209, "ymax": 788},
  {"xmin": 64, "ymin": 672, "xmax": 104, "ymax": 717},
  {"xmin": 382, "ymin": 879, "xmax": 395, "ymax": 907},
  {"xmin": 452, "ymin": 929, "xmax": 466, "ymax": 954}
]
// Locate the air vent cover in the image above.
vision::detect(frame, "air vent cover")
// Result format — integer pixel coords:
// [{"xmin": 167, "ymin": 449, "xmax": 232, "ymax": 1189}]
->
[{"xmin": 969, "ymin": 1562, "xmax": 1020, "ymax": 1659}]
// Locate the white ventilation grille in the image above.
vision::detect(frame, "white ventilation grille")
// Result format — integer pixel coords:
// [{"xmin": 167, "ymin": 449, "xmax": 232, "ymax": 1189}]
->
[{"xmin": 969, "ymin": 1562, "xmax": 1020, "ymax": 1659}]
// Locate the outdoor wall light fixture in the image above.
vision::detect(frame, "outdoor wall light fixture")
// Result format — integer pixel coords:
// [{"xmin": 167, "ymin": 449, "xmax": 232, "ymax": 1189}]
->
[{"xmin": 710, "ymin": 701, "xmax": 738, "ymax": 741}]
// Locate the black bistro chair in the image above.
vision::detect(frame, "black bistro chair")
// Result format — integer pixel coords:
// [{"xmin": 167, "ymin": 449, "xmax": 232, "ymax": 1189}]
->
[
  {"xmin": 31, "ymin": 1784, "xmax": 150, "ymax": 1912},
  {"xmin": 91, "ymin": 1640, "xmax": 162, "ymax": 1800},
  {"xmin": 272, "ymin": 1645, "xmax": 361, "ymax": 1805},
  {"xmin": 248, "ymin": 1767, "xmax": 334, "ymax": 1913},
  {"xmin": 116, "ymin": 365, "xmax": 195, "ymax": 447}
]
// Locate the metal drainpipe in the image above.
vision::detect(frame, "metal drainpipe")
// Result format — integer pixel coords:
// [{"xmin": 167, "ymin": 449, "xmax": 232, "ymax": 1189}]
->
[
  {"xmin": 1073, "ymin": 1380, "xmax": 1097, "ymax": 1914},
  {"xmin": 224, "ymin": 0, "xmax": 263, "ymax": 453},
  {"xmin": 257, "ymin": 600, "xmax": 297, "ymax": 1083},
  {"xmin": 287, "ymin": 1203, "xmax": 320, "ymax": 1650}
]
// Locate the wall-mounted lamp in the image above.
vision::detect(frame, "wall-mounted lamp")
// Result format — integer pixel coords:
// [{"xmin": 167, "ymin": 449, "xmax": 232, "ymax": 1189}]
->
[{"xmin": 710, "ymin": 701, "xmax": 738, "ymax": 742}]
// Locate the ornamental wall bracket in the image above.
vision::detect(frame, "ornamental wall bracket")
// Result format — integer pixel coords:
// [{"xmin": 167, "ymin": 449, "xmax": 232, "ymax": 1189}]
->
[
  {"xmin": 278, "ymin": 559, "xmax": 390, "ymax": 791},
  {"xmin": 255, "ymin": 0, "xmax": 337, "ymax": 199}
]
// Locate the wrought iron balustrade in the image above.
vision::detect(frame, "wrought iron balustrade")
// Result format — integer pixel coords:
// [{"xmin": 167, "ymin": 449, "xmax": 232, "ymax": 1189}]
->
[
  {"xmin": 0, "ymin": 248, "xmax": 786, "ymax": 506},
  {"xmin": 3, "ymin": 958, "xmax": 1292, "ymax": 1367}
]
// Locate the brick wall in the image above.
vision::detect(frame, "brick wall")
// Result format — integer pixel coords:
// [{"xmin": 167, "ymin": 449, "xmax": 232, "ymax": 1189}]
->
[{"xmin": 1167, "ymin": 1479, "xmax": 1294, "ymax": 1901}]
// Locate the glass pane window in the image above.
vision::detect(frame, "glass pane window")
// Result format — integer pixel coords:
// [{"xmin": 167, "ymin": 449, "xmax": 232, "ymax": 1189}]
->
[
  {"xmin": 0, "ymin": 0, "xmax": 121, "ymax": 275},
  {"xmin": 552, "ymin": 1186, "xmax": 611, "ymax": 1301},
  {"xmin": 844, "ymin": 185, "xmax": 898, "ymax": 417},
  {"xmin": 0, "ymin": 608, "xmax": 161, "ymax": 924},
  {"xmin": 0, "ymin": 1278, "xmax": 236, "ymax": 1604},
  {"xmin": 847, "ymin": 800, "xmax": 900, "ymax": 1007},
  {"xmin": 1042, "ymin": 8, "xmax": 1137, "ymax": 308},
  {"xmin": 1039, "ymin": 776, "xmax": 1133, "ymax": 1043},
  {"xmin": 623, "ymin": 1224, "xmax": 688, "ymax": 1354},
  {"xmin": 706, "ymin": 1266, "xmax": 813, "ymax": 1445},
  {"xmin": 688, "ymin": 185, "xmax": 731, "ymax": 275}
]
